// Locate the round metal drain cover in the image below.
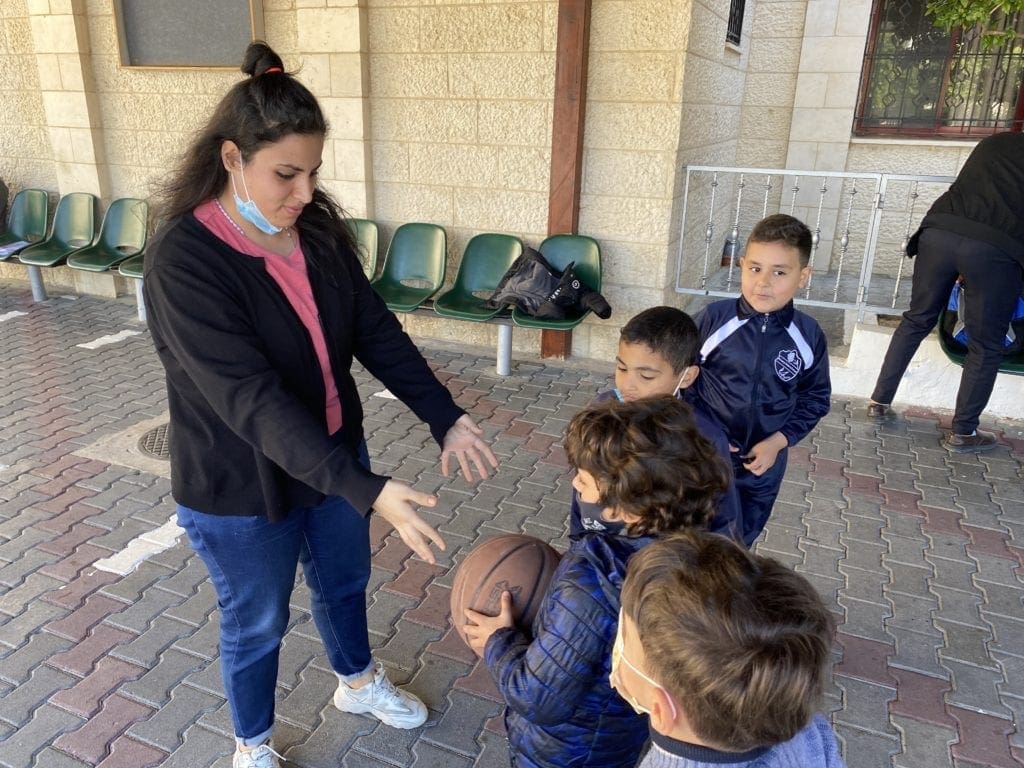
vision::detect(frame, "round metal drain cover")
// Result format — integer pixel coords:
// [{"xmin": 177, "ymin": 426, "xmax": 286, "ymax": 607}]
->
[{"xmin": 138, "ymin": 423, "xmax": 171, "ymax": 460}]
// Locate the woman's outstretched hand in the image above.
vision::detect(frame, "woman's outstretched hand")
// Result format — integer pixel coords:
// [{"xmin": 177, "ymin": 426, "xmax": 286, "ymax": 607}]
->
[
  {"xmin": 373, "ymin": 479, "xmax": 446, "ymax": 564},
  {"xmin": 441, "ymin": 414, "xmax": 499, "ymax": 482}
]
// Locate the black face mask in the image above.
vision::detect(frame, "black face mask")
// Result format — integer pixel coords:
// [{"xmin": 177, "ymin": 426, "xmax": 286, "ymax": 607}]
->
[{"xmin": 577, "ymin": 510, "xmax": 630, "ymax": 537}]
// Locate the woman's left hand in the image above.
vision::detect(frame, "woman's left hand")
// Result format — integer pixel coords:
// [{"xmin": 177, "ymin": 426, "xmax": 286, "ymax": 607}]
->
[
  {"xmin": 441, "ymin": 414, "xmax": 499, "ymax": 482},
  {"xmin": 464, "ymin": 590, "xmax": 514, "ymax": 657}
]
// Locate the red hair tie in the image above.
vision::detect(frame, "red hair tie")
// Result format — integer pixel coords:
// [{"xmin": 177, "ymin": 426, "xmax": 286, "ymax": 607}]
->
[{"xmin": 265, "ymin": 67, "xmax": 283, "ymax": 74}]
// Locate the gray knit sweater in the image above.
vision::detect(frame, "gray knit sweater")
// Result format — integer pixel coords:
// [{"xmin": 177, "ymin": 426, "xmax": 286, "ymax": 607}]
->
[{"xmin": 639, "ymin": 714, "xmax": 846, "ymax": 768}]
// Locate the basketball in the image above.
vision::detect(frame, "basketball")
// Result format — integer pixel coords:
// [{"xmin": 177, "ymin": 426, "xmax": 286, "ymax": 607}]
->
[{"xmin": 450, "ymin": 534, "xmax": 561, "ymax": 647}]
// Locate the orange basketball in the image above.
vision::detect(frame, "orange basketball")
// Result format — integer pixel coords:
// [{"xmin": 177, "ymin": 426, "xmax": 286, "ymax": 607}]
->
[{"xmin": 450, "ymin": 534, "xmax": 562, "ymax": 647}]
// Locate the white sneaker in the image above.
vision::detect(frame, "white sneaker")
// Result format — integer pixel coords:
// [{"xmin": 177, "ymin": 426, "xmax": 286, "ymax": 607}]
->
[
  {"xmin": 232, "ymin": 741, "xmax": 283, "ymax": 768},
  {"xmin": 333, "ymin": 662, "xmax": 428, "ymax": 729}
]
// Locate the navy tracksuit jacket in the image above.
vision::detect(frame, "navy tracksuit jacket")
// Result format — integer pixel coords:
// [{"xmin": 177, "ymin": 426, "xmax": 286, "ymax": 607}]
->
[{"xmin": 688, "ymin": 296, "xmax": 831, "ymax": 545}]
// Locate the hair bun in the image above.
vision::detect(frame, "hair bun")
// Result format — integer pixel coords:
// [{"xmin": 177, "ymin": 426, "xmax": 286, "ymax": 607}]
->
[{"xmin": 241, "ymin": 40, "xmax": 284, "ymax": 77}]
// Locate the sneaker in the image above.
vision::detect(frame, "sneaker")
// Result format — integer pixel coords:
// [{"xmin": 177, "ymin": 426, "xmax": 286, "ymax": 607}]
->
[
  {"xmin": 334, "ymin": 663, "xmax": 428, "ymax": 729},
  {"xmin": 233, "ymin": 741, "xmax": 283, "ymax": 768},
  {"xmin": 867, "ymin": 402, "xmax": 894, "ymax": 421},
  {"xmin": 942, "ymin": 430, "xmax": 998, "ymax": 453}
]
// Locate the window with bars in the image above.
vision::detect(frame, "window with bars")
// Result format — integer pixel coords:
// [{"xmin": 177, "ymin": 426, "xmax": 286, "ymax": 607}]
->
[
  {"xmin": 726, "ymin": 0, "xmax": 745, "ymax": 45},
  {"xmin": 854, "ymin": 0, "xmax": 1024, "ymax": 137}
]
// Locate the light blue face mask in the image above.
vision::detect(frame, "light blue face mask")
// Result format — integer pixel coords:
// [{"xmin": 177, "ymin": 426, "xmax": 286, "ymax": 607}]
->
[{"xmin": 231, "ymin": 159, "xmax": 281, "ymax": 235}]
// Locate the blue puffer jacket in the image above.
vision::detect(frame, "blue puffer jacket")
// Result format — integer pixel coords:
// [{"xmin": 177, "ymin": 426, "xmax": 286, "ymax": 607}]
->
[{"xmin": 484, "ymin": 533, "xmax": 653, "ymax": 768}]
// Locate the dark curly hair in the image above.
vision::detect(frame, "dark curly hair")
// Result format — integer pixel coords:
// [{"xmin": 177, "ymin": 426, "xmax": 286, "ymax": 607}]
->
[
  {"xmin": 154, "ymin": 41, "xmax": 356, "ymax": 282},
  {"xmin": 564, "ymin": 396, "xmax": 731, "ymax": 535}
]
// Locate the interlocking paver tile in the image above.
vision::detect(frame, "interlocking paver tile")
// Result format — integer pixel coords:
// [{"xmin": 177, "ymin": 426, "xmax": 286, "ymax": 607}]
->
[
  {"xmin": 835, "ymin": 724, "xmax": 900, "ymax": 768},
  {"xmin": 888, "ymin": 667, "xmax": 955, "ymax": 727},
  {"xmin": 835, "ymin": 632, "xmax": 896, "ymax": 685},
  {"xmin": 95, "ymin": 735, "xmax": 167, "ymax": 768},
  {"xmin": 406, "ymin": 654, "xmax": 475, "ymax": 714},
  {"xmin": 0, "ymin": 599, "xmax": 65, "ymax": 652},
  {"xmin": 155, "ymin": 724, "xmax": 229, "ymax": 768},
  {"xmin": 275, "ymin": 665, "xmax": 336, "ymax": 733},
  {"xmin": 119, "ymin": 648, "xmax": 209, "ymax": 708},
  {"xmin": 53, "ymin": 694, "xmax": 154, "ymax": 766},
  {"xmin": 930, "ymin": 584, "xmax": 987, "ymax": 629},
  {"xmin": 936, "ymin": 620, "xmax": 997, "ymax": 669},
  {"xmin": 941, "ymin": 658, "xmax": 1014, "ymax": 717},
  {"xmin": 0, "ymin": 629, "xmax": 73, "ymax": 684},
  {"xmin": 161, "ymin": 582, "xmax": 217, "ymax": 628},
  {"xmin": 48, "ymin": 624, "xmax": 136, "ymax": 677},
  {"xmin": 891, "ymin": 715, "xmax": 957, "ymax": 768},
  {"xmin": 838, "ymin": 596, "xmax": 893, "ymax": 643},
  {"xmin": 411, "ymin": 740, "xmax": 476, "ymax": 767},
  {"xmin": 46, "ymin": 593, "xmax": 126, "ymax": 641},
  {"xmin": 350, "ymin": 720, "xmax": 419, "ymax": 766},
  {"xmin": 886, "ymin": 626, "xmax": 948, "ymax": 678},
  {"xmin": 0, "ymin": 704, "xmax": 83, "ymax": 768},
  {"xmin": 50, "ymin": 656, "xmax": 147, "ymax": 717},
  {"xmin": 286, "ymin": 710, "xmax": 377, "ymax": 768},
  {"xmin": 949, "ymin": 707, "xmax": 1019, "ymax": 768},
  {"xmin": 0, "ymin": 664, "xmax": 76, "ymax": 727},
  {"xmin": 834, "ymin": 675, "xmax": 898, "ymax": 735},
  {"xmin": 473, "ymin": 733, "xmax": 513, "ymax": 768},
  {"xmin": 126, "ymin": 685, "xmax": 223, "ymax": 753},
  {"xmin": 111, "ymin": 616, "xmax": 195, "ymax": 669}
]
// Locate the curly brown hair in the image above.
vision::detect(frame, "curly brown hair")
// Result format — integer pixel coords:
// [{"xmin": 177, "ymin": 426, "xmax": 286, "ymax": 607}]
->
[{"xmin": 564, "ymin": 396, "xmax": 731, "ymax": 535}]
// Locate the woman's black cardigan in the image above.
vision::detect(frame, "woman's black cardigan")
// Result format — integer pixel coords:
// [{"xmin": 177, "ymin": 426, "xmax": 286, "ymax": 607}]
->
[{"xmin": 143, "ymin": 213, "xmax": 465, "ymax": 521}]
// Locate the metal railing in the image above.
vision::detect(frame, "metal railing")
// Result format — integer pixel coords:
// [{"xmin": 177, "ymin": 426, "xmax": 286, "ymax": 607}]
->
[{"xmin": 674, "ymin": 166, "xmax": 956, "ymax": 319}]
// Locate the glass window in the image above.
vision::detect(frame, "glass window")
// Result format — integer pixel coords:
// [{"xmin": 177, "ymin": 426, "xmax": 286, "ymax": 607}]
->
[
  {"xmin": 727, "ymin": 0, "xmax": 745, "ymax": 46},
  {"xmin": 854, "ymin": 0, "xmax": 1024, "ymax": 136}
]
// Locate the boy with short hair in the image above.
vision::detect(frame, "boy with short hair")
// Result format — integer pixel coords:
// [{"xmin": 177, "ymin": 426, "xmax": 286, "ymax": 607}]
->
[
  {"xmin": 614, "ymin": 530, "xmax": 845, "ymax": 767},
  {"xmin": 571, "ymin": 306, "xmax": 741, "ymax": 540},
  {"xmin": 465, "ymin": 396, "xmax": 732, "ymax": 768},
  {"xmin": 688, "ymin": 214, "xmax": 831, "ymax": 545}
]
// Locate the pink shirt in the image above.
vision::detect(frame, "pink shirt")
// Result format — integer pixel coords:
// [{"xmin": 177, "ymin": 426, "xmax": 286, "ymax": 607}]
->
[{"xmin": 194, "ymin": 199, "xmax": 343, "ymax": 434}]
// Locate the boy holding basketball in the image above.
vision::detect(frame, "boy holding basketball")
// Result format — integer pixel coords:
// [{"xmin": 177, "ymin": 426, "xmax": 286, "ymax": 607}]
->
[
  {"xmin": 465, "ymin": 396, "xmax": 731, "ymax": 768},
  {"xmin": 570, "ymin": 306, "xmax": 741, "ymax": 540},
  {"xmin": 614, "ymin": 530, "xmax": 844, "ymax": 767}
]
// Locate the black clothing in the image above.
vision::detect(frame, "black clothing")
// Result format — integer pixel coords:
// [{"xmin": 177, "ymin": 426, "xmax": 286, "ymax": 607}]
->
[
  {"xmin": 144, "ymin": 213, "xmax": 465, "ymax": 521},
  {"xmin": 872, "ymin": 132, "xmax": 1024, "ymax": 434}
]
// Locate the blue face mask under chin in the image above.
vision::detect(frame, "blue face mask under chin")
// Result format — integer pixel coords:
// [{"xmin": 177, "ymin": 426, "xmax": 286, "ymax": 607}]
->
[{"xmin": 231, "ymin": 160, "xmax": 281, "ymax": 235}]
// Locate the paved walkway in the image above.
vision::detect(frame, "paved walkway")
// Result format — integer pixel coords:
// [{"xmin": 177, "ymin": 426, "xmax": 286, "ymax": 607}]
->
[{"xmin": 1, "ymin": 281, "xmax": 1022, "ymax": 768}]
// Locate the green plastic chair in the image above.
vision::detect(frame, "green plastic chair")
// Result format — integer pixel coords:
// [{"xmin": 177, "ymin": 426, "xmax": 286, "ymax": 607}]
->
[
  {"xmin": 371, "ymin": 222, "xmax": 447, "ymax": 312},
  {"xmin": 511, "ymin": 234, "xmax": 603, "ymax": 330},
  {"xmin": 18, "ymin": 192, "xmax": 97, "ymax": 268},
  {"xmin": 938, "ymin": 309, "xmax": 1024, "ymax": 376},
  {"xmin": 66, "ymin": 198, "xmax": 148, "ymax": 272},
  {"xmin": 117, "ymin": 252, "xmax": 147, "ymax": 323},
  {"xmin": 346, "ymin": 217, "xmax": 379, "ymax": 279},
  {"xmin": 0, "ymin": 188, "xmax": 49, "ymax": 259},
  {"xmin": 433, "ymin": 233, "xmax": 523, "ymax": 321}
]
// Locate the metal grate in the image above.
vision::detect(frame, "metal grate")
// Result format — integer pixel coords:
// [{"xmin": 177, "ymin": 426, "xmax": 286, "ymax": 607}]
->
[
  {"xmin": 726, "ymin": 0, "xmax": 745, "ymax": 45},
  {"xmin": 855, "ymin": 0, "xmax": 1024, "ymax": 136},
  {"xmin": 138, "ymin": 423, "xmax": 171, "ymax": 460}
]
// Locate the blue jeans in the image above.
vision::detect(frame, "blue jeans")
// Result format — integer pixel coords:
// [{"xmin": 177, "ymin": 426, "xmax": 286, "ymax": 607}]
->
[{"xmin": 177, "ymin": 488, "xmax": 374, "ymax": 745}]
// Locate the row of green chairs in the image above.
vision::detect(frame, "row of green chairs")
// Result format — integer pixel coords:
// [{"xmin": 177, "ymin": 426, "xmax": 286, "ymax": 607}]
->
[
  {"xmin": 0, "ymin": 189, "xmax": 148, "ymax": 301},
  {"xmin": 353, "ymin": 219, "xmax": 603, "ymax": 331},
  {"xmin": 351, "ymin": 219, "xmax": 602, "ymax": 375}
]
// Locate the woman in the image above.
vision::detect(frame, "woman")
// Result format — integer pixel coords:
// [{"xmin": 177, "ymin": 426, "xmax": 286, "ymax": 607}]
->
[{"xmin": 144, "ymin": 42, "xmax": 498, "ymax": 768}]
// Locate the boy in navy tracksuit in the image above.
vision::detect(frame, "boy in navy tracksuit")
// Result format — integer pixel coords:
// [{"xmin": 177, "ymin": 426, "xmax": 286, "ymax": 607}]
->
[
  {"xmin": 569, "ymin": 307, "xmax": 742, "ymax": 541},
  {"xmin": 688, "ymin": 214, "xmax": 831, "ymax": 546}
]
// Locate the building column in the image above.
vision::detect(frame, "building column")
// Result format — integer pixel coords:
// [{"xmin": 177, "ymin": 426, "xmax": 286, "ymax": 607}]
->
[
  {"xmin": 296, "ymin": 0, "xmax": 373, "ymax": 217},
  {"xmin": 28, "ymin": 0, "xmax": 108, "ymax": 198}
]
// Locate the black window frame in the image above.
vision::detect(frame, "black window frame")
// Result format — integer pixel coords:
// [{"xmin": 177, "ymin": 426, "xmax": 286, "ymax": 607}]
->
[{"xmin": 726, "ymin": 0, "xmax": 745, "ymax": 46}]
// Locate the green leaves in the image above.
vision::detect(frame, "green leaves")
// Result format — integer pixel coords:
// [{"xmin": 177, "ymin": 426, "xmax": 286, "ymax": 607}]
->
[{"xmin": 926, "ymin": 0, "xmax": 1024, "ymax": 48}]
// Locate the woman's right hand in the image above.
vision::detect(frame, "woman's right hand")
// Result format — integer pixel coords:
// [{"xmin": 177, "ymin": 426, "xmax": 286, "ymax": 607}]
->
[{"xmin": 373, "ymin": 479, "xmax": 447, "ymax": 564}]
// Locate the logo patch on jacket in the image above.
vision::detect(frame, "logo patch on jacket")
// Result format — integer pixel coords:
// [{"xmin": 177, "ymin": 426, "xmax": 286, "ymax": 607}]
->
[{"xmin": 774, "ymin": 349, "xmax": 803, "ymax": 381}]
